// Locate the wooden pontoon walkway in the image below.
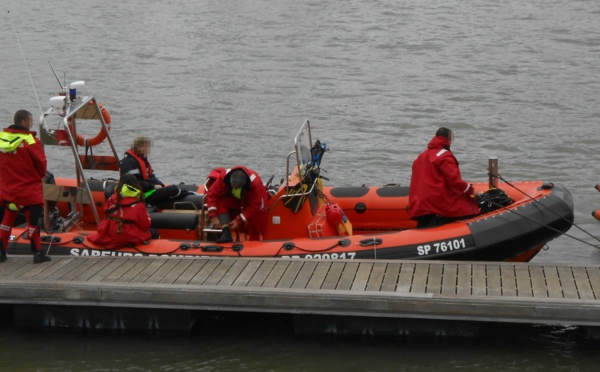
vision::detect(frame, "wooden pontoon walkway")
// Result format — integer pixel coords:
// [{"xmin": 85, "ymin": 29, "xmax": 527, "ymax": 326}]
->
[{"xmin": 1, "ymin": 256, "xmax": 599, "ymax": 335}]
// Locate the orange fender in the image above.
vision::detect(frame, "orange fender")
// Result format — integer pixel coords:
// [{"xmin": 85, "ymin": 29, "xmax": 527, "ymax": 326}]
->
[
  {"xmin": 593, "ymin": 210, "xmax": 600, "ymax": 221},
  {"xmin": 595, "ymin": 184, "xmax": 600, "ymax": 192}
]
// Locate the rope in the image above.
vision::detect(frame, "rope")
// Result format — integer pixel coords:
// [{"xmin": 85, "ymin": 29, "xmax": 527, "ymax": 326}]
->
[
  {"xmin": 485, "ymin": 197, "xmax": 597, "ymax": 248},
  {"xmin": 495, "ymin": 174, "xmax": 600, "ymax": 248},
  {"xmin": 275, "ymin": 241, "xmax": 341, "ymax": 257}
]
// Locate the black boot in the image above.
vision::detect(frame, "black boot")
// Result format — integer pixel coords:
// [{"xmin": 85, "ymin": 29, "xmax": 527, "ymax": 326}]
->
[
  {"xmin": 33, "ymin": 251, "xmax": 51, "ymax": 264},
  {"xmin": 0, "ymin": 250, "xmax": 6, "ymax": 263},
  {"xmin": 216, "ymin": 226, "xmax": 233, "ymax": 243}
]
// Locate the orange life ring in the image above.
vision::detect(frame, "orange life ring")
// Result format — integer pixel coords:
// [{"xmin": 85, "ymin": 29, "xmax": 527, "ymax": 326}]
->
[{"xmin": 75, "ymin": 102, "xmax": 111, "ymax": 147}]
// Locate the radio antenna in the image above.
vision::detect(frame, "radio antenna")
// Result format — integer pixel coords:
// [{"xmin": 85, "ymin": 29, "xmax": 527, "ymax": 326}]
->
[
  {"xmin": 8, "ymin": 10, "xmax": 45, "ymax": 127},
  {"xmin": 48, "ymin": 61, "xmax": 65, "ymax": 91}
]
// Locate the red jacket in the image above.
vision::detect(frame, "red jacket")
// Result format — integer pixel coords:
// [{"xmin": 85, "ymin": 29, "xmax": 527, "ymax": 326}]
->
[
  {"xmin": 87, "ymin": 194, "xmax": 152, "ymax": 248},
  {"xmin": 205, "ymin": 166, "xmax": 268, "ymax": 225},
  {"xmin": 408, "ymin": 135, "xmax": 479, "ymax": 219},
  {"xmin": 0, "ymin": 127, "xmax": 47, "ymax": 206}
]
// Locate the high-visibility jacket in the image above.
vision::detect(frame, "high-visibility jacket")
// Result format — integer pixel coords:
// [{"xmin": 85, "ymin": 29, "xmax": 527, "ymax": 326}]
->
[
  {"xmin": 0, "ymin": 127, "xmax": 47, "ymax": 206},
  {"xmin": 87, "ymin": 194, "xmax": 152, "ymax": 248},
  {"xmin": 205, "ymin": 166, "xmax": 269, "ymax": 239}
]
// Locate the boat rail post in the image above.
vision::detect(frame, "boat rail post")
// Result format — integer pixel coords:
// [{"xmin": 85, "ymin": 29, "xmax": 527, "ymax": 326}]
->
[{"xmin": 488, "ymin": 156, "xmax": 498, "ymax": 189}]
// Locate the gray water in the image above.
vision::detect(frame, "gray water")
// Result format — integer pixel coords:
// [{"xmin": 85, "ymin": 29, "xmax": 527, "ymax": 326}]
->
[{"xmin": 2, "ymin": 0, "xmax": 600, "ymax": 369}]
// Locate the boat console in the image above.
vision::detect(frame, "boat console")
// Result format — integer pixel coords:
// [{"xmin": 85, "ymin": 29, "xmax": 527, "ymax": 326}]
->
[{"xmin": 263, "ymin": 120, "xmax": 352, "ymax": 240}]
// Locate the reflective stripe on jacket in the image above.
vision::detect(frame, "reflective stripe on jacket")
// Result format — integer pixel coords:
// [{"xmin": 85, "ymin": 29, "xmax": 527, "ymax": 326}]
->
[{"xmin": 205, "ymin": 166, "xmax": 269, "ymax": 224}]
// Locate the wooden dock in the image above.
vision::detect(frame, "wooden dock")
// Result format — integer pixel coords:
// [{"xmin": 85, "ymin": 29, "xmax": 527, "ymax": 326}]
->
[{"xmin": 1, "ymin": 256, "xmax": 599, "ymax": 337}]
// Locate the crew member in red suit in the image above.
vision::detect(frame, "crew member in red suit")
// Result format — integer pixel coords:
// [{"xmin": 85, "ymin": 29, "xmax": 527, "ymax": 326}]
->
[
  {"xmin": 88, "ymin": 175, "xmax": 154, "ymax": 248},
  {"xmin": 0, "ymin": 110, "xmax": 50, "ymax": 263},
  {"xmin": 119, "ymin": 136, "xmax": 192, "ymax": 207},
  {"xmin": 205, "ymin": 166, "xmax": 269, "ymax": 242},
  {"xmin": 408, "ymin": 127, "xmax": 479, "ymax": 228}
]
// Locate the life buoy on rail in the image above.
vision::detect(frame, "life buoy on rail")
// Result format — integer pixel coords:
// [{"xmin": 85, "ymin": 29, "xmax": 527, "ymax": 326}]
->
[{"xmin": 74, "ymin": 101, "xmax": 112, "ymax": 147}]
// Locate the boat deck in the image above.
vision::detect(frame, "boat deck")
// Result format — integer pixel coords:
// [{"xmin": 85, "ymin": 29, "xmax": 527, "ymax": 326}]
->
[{"xmin": 1, "ymin": 256, "xmax": 599, "ymax": 334}]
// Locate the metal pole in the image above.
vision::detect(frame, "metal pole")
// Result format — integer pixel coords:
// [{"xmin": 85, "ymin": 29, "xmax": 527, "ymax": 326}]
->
[{"xmin": 488, "ymin": 157, "xmax": 498, "ymax": 189}]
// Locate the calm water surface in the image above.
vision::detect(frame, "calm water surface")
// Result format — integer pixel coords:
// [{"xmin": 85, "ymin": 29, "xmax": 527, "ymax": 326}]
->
[{"xmin": 2, "ymin": 0, "xmax": 600, "ymax": 369}]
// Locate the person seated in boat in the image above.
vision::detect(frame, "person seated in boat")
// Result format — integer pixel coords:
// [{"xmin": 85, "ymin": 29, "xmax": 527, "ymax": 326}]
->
[
  {"xmin": 0, "ymin": 109, "xmax": 51, "ymax": 264},
  {"xmin": 408, "ymin": 127, "xmax": 479, "ymax": 228},
  {"xmin": 205, "ymin": 166, "xmax": 269, "ymax": 243},
  {"xmin": 119, "ymin": 136, "xmax": 193, "ymax": 207},
  {"xmin": 87, "ymin": 174, "xmax": 157, "ymax": 248}
]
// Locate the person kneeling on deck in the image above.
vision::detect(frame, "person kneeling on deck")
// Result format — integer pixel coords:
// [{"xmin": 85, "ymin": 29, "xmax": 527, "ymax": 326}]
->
[
  {"xmin": 120, "ymin": 136, "xmax": 193, "ymax": 207},
  {"xmin": 88, "ymin": 175, "xmax": 157, "ymax": 248},
  {"xmin": 408, "ymin": 127, "xmax": 479, "ymax": 228},
  {"xmin": 0, "ymin": 110, "xmax": 50, "ymax": 264},
  {"xmin": 205, "ymin": 167, "xmax": 269, "ymax": 242}
]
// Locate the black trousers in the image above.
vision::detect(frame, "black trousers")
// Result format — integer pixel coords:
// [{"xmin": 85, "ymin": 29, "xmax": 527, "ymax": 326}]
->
[{"xmin": 145, "ymin": 185, "xmax": 190, "ymax": 207}]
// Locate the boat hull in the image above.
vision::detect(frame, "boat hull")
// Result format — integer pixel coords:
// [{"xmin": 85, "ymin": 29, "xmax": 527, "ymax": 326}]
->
[{"xmin": 4, "ymin": 181, "xmax": 574, "ymax": 262}]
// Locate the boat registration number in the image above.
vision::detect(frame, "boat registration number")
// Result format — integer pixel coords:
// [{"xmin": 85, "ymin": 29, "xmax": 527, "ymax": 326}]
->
[
  {"xmin": 282, "ymin": 252, "xmax": 357, "ymax": 260},
  {"xmin": 417, "ymin": 238, "xmax": 466, "ymax": 256}
]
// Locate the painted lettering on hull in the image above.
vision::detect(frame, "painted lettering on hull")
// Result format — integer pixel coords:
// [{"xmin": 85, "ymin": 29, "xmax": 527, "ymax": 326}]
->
[
  {"xmin": 70, "ymin": 249, "xmax": 194, "ymax": 258},
  {"xmin": 417, "ymin": 238, "xmax": 469, "ymax": 256},
  {"xmin": 71, "ymin": 249, "xmax": 143, "ymax": 257},
  {"xmin": 281, "ymin": 252, "xmax": 357, "ymax": 260}
]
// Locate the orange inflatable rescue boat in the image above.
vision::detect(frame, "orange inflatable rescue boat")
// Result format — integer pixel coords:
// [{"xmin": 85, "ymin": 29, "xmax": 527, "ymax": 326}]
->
[{"xmin": 2, "ymin": 89, "xmax": 575, "ymax": 263}]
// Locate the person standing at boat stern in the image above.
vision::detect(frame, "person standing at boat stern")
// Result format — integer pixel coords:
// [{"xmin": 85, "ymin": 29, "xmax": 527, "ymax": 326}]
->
[
  {"xmin": 205, "ymin": 166, "xmax": 269, "ymax": 242},
  {"xmin": 0, "ymin": 110, "xmax": 50, "ymax": 263},
  {"xmin": 408, "ymin": 127, "xmax": 479, "ymax": 228},
  {"xmin": 87, "ymin": 175, "xmax": 154, "ymax": 248},
  {"xmin": 119, "ymin": 136, "xmax": 192, "ymax": 207}
]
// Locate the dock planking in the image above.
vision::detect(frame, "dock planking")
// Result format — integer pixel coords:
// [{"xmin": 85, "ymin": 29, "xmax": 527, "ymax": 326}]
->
[{"xmin": 1, "ymin": 256, "xmax": 600, "ymax": 329}]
